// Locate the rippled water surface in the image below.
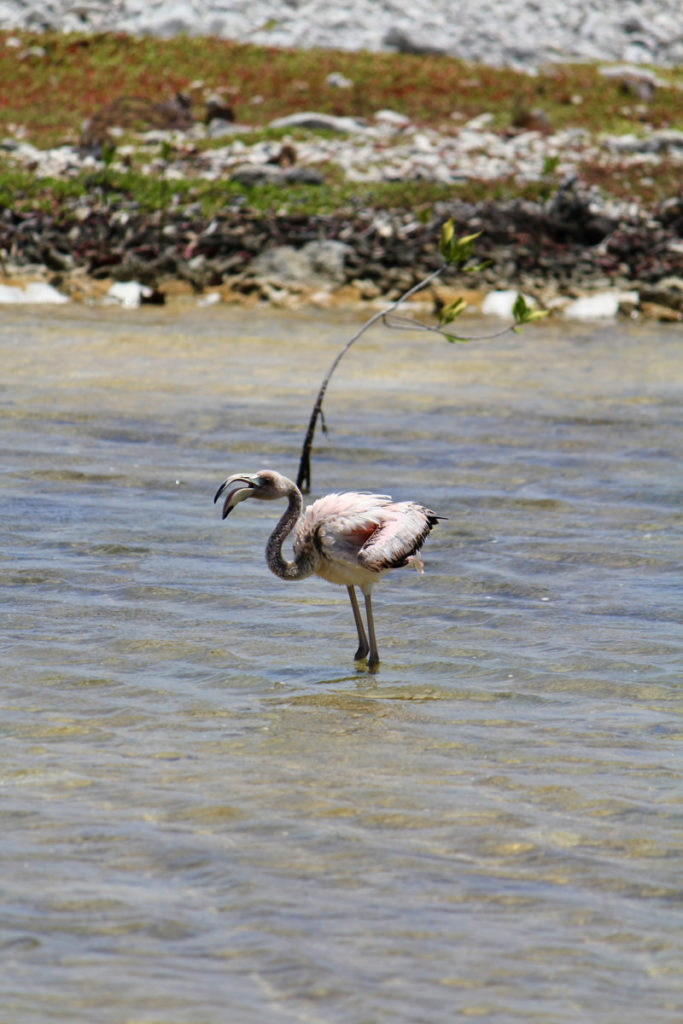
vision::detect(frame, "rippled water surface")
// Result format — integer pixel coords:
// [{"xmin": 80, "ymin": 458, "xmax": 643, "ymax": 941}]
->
[{"xmin": 2, "ymin": 303, "xmax": 681, "ymax": 1023}]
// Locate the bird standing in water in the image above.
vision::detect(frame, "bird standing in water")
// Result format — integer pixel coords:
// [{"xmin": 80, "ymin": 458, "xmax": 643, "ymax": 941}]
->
[{"xmin": 214, "ymin": 470, "xmax": 441, "ymax": 669}]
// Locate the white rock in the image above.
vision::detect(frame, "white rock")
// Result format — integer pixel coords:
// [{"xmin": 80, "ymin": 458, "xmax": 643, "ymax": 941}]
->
[
  {"xmin": 25, "ymin": 281, "xmax": 69, "ymax": 303},
  {"xmin": 562, "ymin": 291, "xmax": 638, "ymax": 319},
  {"xmin": 599, "ymin": 65, "xmax": 666, "ymax": 88},
  {"xmin": 374, "ymin": 109, "xmax": 411, "ymax": 128},
  {"xmin": 229, "ymin": 163, "xmax": 284, "ymax": 185},
  {"xmin": 0, "ymin": 284, "xmax": 22, "ymax": 303},
  {"xmin": 326, "ymin": 72, "xmax": 353, "ymax": 88},
  {"xmin": 0, "ymin": 281, "xmax": 68, "ymax": 303},
  {"xmin": 247, "ymin": 247, "xmax": 306, "ymax": 285},
  {"xmin": 302, "ymin": 240, "xmax": 351, "ymax": 283},
  {"xmin": 206, "ymin": 120, "xmax": 252, "ymax": 138},
  {"xmin": 482, "ymin": 290, "xmax": 532, "ymax": 318},
  {"xmin": 464, "ymin": 113, "xmax": 495, "ymax": 130},
  {"xmin": 106, "ymin": 281, "xmax": 152, "ymax": 308},
  {"xmin": 269, "ymin": 112, "xmax": 367, "ymax": 134},
  {"xmin": 250, "ymin": 240, "xmax": 351, "ymax": 288}
]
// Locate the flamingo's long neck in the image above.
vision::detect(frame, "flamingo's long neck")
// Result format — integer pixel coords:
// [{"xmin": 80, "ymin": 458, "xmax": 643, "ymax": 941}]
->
[{"xmin": 266, "ymin": 486, "xmax": 316, "ymax": 581}]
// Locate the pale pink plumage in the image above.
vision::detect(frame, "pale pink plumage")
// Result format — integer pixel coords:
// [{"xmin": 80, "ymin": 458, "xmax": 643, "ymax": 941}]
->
[
  {"xmin": 214, "ymin": 469, "xmax": 441, "ymax": 669},
  {"xmin": 296, "ymin": 492, "xmax": 435, "ymax": 588}
]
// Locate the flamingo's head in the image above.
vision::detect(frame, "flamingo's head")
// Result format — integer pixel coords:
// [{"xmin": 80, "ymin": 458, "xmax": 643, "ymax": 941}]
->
[{"xmin": 213, "ymin": 470, "xmax": 293, "ymax": 519}]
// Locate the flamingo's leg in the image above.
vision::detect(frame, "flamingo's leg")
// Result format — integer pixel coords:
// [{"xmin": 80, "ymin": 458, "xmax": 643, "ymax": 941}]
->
[
  {"xmin": 364, "ymin": 591, "xmax": 380, "ymax": 670},
  {"xmin": 347, "ymin": 586, "xmax": 369, "ymax": 661}
]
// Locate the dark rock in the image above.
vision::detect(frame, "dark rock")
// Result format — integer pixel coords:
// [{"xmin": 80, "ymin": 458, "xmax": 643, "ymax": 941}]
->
[
  {"xmin": 383, "ymin": 27, "xmax": 448, "ymax": 56},
  {"xmin": 140, "ymin": 287, "xmax": 165, "ymax": 305},
  {"xmin": 639, "ymin": 301, "xmax": 682, "ymax": 321},
  {"xmin": 2, "ymin": 189, "xmax": 681, "ymax": 304},
  {"xmin": 268, "ymin": 144, "xmax": 297, "ymax": 167},
  {"xmin": 543, "ymin": 180, "xmax": 618, "ymax": 244},
  {"xmin": 204, "ymin": 97, "xmax": 235, "ymax": 124},
  {"xmin": 640, "ymin": 282, "xmax": 683, "ymax": 312},
  {"xmin": 283, "ymin": 167, "xmax": 324, "ymax": 185},
  {"xmin": 657, "ymin": 197, "xmax": 683, "ymax": 232},
  {"xmin": 230, "ymin": 164, "xmax": 285, "ymax": 186},
  {"xmin": 42, "ymin": 245, "xmax": 75, "ymax": 271}
]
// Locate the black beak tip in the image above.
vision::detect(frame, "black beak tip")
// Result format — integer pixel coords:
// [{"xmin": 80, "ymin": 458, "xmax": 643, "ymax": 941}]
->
[{"xmin": 213, "ymin": 482, "xmax": 226, "ymax": 504}]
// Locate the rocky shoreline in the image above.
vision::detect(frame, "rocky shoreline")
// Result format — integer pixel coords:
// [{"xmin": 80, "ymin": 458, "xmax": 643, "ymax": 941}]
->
[
  {"xmin": 3, "ymin": 186, "xmax": 682, "ymax": 320},
  {"xmin": 1, "ymin": 41, "xmax": 681, "ymax": 319}
]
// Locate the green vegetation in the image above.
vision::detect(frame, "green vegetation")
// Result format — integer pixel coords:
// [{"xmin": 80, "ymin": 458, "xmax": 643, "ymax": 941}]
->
[
  {"xmin": 2, "ymin": 31, "xmax": 681, "ymax": 143},
  {"xmin": 577, "ymin": 156, "xmax": 682, "ymax": 209},
  {"xmin": 0, "ymin": 30, "xmax": 680, "ymax": 215},
  {"xmin": 0, "ymin": 158, "xmax": 574, "ymax": 219}
]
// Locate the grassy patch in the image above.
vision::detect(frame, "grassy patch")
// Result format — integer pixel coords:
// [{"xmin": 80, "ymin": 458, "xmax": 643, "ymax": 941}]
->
[
  {"xmin": 577, "ymin": 156, "xmax": 683, "ymax": 209},
  {"xmin": 0, "ymin": 158, "xmax": 565, "ymax": 219},
  {"xmin": 2, "ymin": 30, "xmax": 681, "ymax": 146},
  {"xmin": 0, "ymin": 30, "xmax": 680, "ymax": 214}
]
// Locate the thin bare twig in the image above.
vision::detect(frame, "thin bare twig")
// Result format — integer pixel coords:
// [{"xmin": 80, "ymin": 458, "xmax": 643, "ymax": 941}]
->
[
  {"xmin": 295, "ymin": 267, "xmax": 443, "ymax": 491},
  {"xmin": 382, "ymin": 310, "xmax": 517, "ymax": 342},
  {"xmin": 294, "ymin": 220, "xmax": 547, "ymax": 491}
]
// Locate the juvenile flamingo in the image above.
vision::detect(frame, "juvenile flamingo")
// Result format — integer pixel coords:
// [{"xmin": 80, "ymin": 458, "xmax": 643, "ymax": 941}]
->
[{"xmin": 214, "ymin": 469, "xmax": 441, "ymax": 668}]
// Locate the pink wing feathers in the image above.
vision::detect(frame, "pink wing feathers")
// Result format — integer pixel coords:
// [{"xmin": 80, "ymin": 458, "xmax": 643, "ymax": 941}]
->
[
  {"xmin": 295, "ymin": 491, "xmax": 439, "ymax": 575},
  {"xmin": 356, "ymin": 500, "xmax": 439, "ymax": 571}
]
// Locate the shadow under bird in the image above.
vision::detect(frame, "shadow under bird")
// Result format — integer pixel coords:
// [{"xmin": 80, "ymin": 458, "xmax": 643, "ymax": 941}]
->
[{"xmin": 214, "ymin": 469, "xmax": 442, "ymax": 669}]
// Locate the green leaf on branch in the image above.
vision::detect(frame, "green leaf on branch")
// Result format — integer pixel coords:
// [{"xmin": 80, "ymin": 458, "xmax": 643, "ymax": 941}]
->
[
  {"xmin": 439, "ymin": 297, "xmax": 468, "ymax": 325},
  {"xmin": 438, "ymin": 220, "xmax": 482, "ymax": 267},
  {"xmin": 440, "ymin": 217, "xmax": 454, "ymax": 249},
  {"xmin": 512, "ymin": 293, "xmax": 549, "ymax": 327},
  {"xmin": 462, "ymin": 260, "xmax": 492, "ymax": 274}
]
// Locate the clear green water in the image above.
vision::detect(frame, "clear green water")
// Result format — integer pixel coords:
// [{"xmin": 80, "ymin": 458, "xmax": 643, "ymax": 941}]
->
[{"xmin": 1, "ymin": 304, "xmax": 681, "ymax": 1023}]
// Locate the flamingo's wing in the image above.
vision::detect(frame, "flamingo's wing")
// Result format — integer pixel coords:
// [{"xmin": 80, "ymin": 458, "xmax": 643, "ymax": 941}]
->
[
  {"xmin": 297, "ymin": 492, "xmax": 390, "ymax": 567},
  {"xmin": 357, "ymin": 502, "xmax": 440, "ymax": 572},
  {"xmin": 297, "ymin": 493, "xmax": 439, "ymax": 575}
]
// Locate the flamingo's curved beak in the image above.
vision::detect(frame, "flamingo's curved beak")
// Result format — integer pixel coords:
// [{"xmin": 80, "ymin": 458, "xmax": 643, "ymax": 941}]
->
[{"xmin": 213, "ymin": 474, "xmax": 257, "ymax": 519}]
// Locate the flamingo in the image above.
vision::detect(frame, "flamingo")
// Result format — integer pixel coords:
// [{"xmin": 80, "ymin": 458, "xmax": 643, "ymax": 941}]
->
[{"xmin": 214, "ymin": 469, "xmax": 441, "ymax": 669}]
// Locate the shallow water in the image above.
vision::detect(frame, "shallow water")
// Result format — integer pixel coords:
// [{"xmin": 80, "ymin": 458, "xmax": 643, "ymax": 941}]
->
[{"xmin": 1, "ymin": 303, "xmax": 681, "ymax": 1023}]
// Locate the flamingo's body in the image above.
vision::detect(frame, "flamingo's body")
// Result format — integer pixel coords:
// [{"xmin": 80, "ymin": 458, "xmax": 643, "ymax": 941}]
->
[{"xmin": 214, "ymin": 469, "xmax": 441, "ymax": 668}]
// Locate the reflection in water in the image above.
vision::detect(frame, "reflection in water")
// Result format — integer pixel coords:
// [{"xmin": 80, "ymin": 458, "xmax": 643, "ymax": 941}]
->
[{"xmin": 1, "ymin": 304, "xmax": 681, "ymax": 1023}]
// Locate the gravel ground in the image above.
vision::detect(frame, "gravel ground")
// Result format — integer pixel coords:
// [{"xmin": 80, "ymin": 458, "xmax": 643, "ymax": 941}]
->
[{"xmin": 1, "ymin": 0, "xmax": 682, "ymax": 69}]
